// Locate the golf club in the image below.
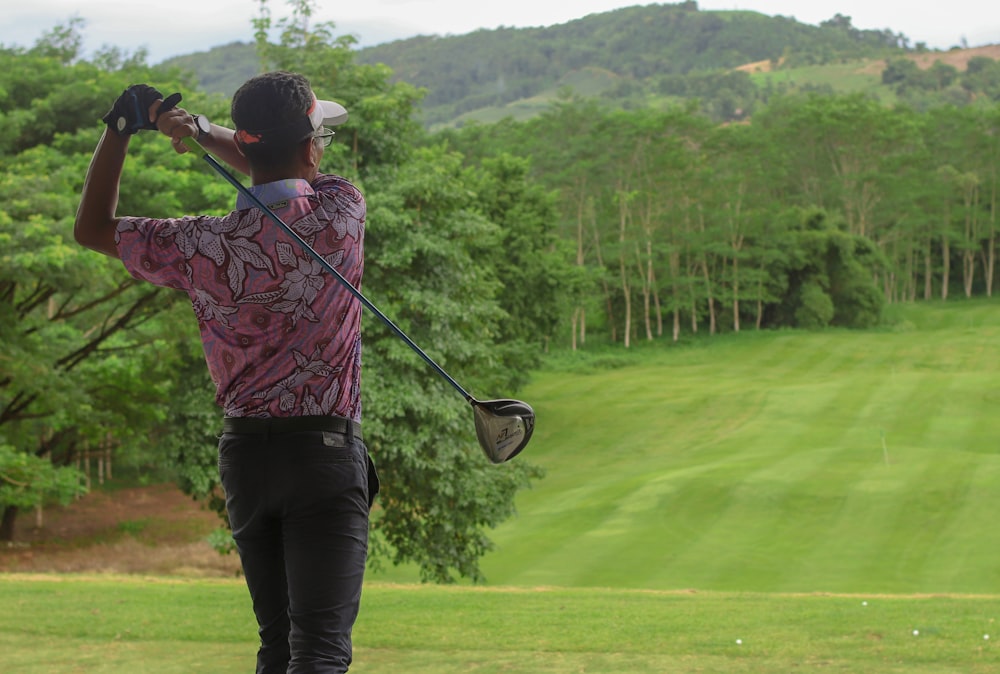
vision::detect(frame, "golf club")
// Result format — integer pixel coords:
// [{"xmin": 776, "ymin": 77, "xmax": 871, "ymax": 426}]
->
[{"xmin": 178, "ymin": 133, "xmax": 534, "ymax": 463}]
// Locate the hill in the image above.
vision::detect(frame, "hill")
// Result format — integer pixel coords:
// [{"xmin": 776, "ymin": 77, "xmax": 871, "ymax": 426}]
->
[
  {"xmin": 160, "ymin": 40, "xmax": 257, "ymax": 99},
  {"xmin": 354, "ymin": 2, "xmax": 908, "ymax": 126},
  {"xmin": 161, "ymin": 2, "xmax": 920, "ymax": 124}
]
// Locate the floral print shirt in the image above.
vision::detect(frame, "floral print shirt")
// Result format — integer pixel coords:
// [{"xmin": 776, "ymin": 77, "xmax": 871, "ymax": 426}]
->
[{"xmin": 116, "ymin": 174, "xmax": 365, "ymax": 421}]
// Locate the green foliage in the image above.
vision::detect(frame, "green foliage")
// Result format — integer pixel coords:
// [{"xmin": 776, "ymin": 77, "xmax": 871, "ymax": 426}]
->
[
  {"xmin": 795, "ymin": 280, "xmax": 835, "ymax": 328},
  {"xmin": 441, "ymin": 94, "xmax": 911, "ymax": 340},
  {"xmin": 361, "ymin": 144, "xmax": 545, "ymax": 581},
  {"xmin": 0, "ymin": 443, "xmax": 85, "ymax": 509},
  {"xmin": 0, "ymin": 27, "xmax": 232, "ymax": 540}
]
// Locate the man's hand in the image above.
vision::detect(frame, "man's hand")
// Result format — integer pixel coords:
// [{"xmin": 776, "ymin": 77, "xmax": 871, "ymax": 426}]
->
[
  {"xmin": 154, "ymin": 103, "xmax": 201, "ymax": 155},
  {"xmin": 103, "ymin": 85, "xmax": 181, "ymax": 136}
]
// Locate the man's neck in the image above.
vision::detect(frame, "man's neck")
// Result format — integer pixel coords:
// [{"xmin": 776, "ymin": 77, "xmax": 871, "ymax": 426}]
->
[{"xmin": 251, "ymin": 167, "xmax": 316, "ymax": 185}]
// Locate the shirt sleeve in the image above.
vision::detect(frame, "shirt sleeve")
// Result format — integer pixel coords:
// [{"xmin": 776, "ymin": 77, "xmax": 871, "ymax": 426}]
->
[{"xmin": 115, "ymin": 216, "xmax": 194, "ymax": 291}]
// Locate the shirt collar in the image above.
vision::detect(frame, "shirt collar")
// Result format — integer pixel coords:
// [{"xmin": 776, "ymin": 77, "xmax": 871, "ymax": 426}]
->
[{"xmin": 236, "ymin": 178, "xmax": 315, "ymax": 211}]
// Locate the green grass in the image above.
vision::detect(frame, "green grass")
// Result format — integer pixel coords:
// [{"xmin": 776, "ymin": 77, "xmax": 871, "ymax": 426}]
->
[
  {"xmin": 484, "ymin": 300, "xmax": 1000, "ymax": 594},
  {"xmin": 6, "ymin": 299, "xmax": 1000, "ymax": 671},
  {"xmin": 2, "ymin": 575, "xmax": 998, "ymax": 673},
  {"xmin": 368, "ymin": 299, "xmax": 1000, "ymax": 595}
]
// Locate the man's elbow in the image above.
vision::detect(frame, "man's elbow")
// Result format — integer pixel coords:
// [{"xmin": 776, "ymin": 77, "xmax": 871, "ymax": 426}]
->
[{"xmin": 73, "ymin": 214, "xmax": 119, "ymax": 257}]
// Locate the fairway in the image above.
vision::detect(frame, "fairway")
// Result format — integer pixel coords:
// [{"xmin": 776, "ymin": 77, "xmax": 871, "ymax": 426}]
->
[
  {"xmin": 478, "ymin": 300, "xmax": 1000, "ymax": 593},
  {"xmin": 373, "ymin": 299, "xmax": 1000, "ymax": 595}
]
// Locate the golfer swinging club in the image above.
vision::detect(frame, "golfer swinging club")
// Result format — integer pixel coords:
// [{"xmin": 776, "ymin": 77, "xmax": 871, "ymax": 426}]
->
[{"xmin": 75, "ymin": 71, "xmax": 379, "ymax": 673}]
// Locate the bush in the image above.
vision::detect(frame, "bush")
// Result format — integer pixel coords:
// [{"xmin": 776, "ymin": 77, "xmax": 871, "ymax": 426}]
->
[{"xmin": 795, "ymin": 281, "xmax": 834, "ymax": 328}]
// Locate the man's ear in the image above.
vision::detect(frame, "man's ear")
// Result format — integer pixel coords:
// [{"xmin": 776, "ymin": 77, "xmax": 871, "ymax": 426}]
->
[{"xmin": 301, "ymin": 138, "xmax": 320, "ymax": 168}]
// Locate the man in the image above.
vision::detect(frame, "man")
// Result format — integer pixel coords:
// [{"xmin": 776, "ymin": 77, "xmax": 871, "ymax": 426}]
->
[{"xmin": 75, "ymin": 71, "xmax": 378, "ymax": 673}]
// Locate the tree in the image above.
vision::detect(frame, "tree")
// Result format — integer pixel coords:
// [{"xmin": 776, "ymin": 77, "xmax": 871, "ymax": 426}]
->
[
  {"xmin": 0, "ymin": 25, "xmax": 228, "ymax": 540},
  {"xmin": 361, "ymin": 145, "xmax": 543, "ymax": 581},
  {"xmin": 0, "ymin": 443, "xmax": 85, "ymax": 539}
]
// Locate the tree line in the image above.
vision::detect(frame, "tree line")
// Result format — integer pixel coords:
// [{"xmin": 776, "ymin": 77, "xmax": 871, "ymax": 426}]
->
[{"xmin": 440, "ymin": 92, "xmax": 1000, "ymax": 346}]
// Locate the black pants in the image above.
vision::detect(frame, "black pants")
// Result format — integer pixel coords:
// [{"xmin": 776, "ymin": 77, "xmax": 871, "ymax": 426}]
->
[{"xmin": 219, "ymin": 422, "xmax": 378, "ymax": 673}]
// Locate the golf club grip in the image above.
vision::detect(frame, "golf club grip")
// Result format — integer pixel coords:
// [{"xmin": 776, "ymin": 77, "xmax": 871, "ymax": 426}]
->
[{"xmin": 179, "ymin": 136, "xmax": 474, "ymax": 403}]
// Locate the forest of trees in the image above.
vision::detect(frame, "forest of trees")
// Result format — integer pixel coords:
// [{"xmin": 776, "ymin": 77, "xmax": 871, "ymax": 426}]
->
[
  {"xmin": 438, "ymin": 93, "xmax": 1000, "ymax": 346},
  {"xmin": 2, "ymin": 2, "xmax": 1000, "ymax": 581}
]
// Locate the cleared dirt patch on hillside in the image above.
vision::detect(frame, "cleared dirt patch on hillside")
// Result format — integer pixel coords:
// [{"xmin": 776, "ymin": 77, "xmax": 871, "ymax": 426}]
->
[{"xmin": 736, "ymin": 45, "xmax": 1000, "ymax": 77}]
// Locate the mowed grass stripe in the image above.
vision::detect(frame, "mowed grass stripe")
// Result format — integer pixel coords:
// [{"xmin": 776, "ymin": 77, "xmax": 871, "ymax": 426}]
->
[{"xmin": 472, "ymin": 300, "xmax": 1000, "ymax": 594}]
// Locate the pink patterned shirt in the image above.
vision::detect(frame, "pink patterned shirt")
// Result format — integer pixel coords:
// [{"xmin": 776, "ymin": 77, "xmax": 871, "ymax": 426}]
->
[{"xmin": 116, "ymin": 174, "xmax": 365, "ymax": 421}]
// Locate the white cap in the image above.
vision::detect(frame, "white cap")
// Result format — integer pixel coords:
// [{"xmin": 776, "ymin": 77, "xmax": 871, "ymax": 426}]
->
[{"xmin": 309, "ymin": 94, "xmax": 348, "ymax": 128}]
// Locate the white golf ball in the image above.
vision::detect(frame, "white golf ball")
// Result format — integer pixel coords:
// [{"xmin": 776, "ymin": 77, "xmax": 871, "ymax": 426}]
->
[
  {"xmin": 985, "ymin": 634, "xmax": 991, "ymax": 640},
  {"xmin": 862, "ymin": 601, "xmax": 868, "ymax": 606},
  {"xmin": 736, "ymin": 639, "xmax": 742, "ymax": 645},
  {"xmin": 913, "ymin": 630, "xmax": 919, "ymax": 636}
]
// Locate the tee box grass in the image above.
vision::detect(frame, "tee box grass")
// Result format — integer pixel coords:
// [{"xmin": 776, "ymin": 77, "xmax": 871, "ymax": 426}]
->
[{"xmin": 1, "ymin": 576, "xmax": 998, "ymax": 672}]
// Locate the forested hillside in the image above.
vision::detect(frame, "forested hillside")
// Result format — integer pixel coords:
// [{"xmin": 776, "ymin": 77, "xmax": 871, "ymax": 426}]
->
[
  {"xmin": 355, "ymin": 2, "xmax": 908, "ymax": 125},
  {"xmin": 163, "ymin": 2, "xmax": 920, "ymax": 126}
]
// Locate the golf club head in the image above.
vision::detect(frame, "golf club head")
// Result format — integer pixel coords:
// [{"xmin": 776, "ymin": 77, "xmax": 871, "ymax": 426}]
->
[{"xmin": 472, "ymin": 398, "xmax": 535, "ymax": 463}]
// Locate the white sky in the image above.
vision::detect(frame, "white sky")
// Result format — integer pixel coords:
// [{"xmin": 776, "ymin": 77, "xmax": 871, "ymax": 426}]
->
[{"xmin": 2, "ymin": 1, "xmax": 997, "ymax": 64}]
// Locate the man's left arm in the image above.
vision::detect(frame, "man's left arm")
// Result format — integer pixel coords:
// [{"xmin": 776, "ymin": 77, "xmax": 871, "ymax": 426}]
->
[
  {"xmin": 75, "ymin": 85, "xmax": 177, "ymax": 258},
  {"xmin": 74, "ymin": 128, "xmax": 129, "ymax": 258}
]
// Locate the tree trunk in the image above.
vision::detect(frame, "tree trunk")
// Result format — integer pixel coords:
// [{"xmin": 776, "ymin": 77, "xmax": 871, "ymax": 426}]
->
[
  {"xmin": 618, "ymin": 190, "xmax": 632, "ymax": 348},
  {"xmin": 732, "ymin": 257, "xmax": 740, "ymax": 333},
  {"xmin": 637, "ymin": 243, "xmax": 653, "ymax": 342},
  {"xmin": 592, "ymin": 217, "xmax": 616, "ymax": 343},
  {"xmin": 0, "ymin": 505, "xmax": 18, "ymax": 542},
  {"xmin": 924, "ymin": 240, "xmax": 933, "ymax": 300},
  {"xmin": 702, "ymin": 257, "xmax": 716, "ymax": 335},
  {"xmin": 941, "ymin": 235, "xmax": 951, "ymax": 300},
  {"xmin": 571, "ymin": 308, "xmax": 580, "ymax": 351},
  {"xmin": 572, "ymin": 189, "xmax": 587, "ymax": 351},
  {"xmin": 671, "ymin": 250, "xmax": 681, "ymax": 342},
  {"xmin": 983, "ymin": 231, "xmax": 996, "ymax": 298}
]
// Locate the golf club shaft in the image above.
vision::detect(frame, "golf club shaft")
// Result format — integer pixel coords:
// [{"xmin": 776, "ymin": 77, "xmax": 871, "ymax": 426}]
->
[{"xmin": 181, "ymin": 136, "xmax": 475, "ymax": 404}]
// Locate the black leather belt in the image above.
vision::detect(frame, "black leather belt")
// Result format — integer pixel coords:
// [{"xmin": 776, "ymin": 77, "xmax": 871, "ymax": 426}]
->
[{"xmin": 223, "ymin": 415, "xmax": 361, "ymax": 440}]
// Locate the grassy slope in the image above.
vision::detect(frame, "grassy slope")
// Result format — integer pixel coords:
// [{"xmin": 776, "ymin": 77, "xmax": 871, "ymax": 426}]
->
[{"xmin": 372, "ymin": 299, "xmax": 1000, "ymax": 595}]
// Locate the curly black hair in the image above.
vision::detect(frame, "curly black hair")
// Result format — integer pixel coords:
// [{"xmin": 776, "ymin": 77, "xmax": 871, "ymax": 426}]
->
[{"xmin": 231, "ymin": 71, "xmax": 315, "ymax": 168}]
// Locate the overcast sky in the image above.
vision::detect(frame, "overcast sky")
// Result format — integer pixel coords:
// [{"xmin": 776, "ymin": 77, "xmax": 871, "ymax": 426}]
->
[{"xmin": 3, "ymin": 1, "xmax": 997, "ymax": 64}]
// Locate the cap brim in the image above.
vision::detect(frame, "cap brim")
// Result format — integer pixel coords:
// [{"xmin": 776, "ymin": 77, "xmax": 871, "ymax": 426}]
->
[{"xmin": 318, "ymin": 99, "xmax": 348, "ymax": 127}]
